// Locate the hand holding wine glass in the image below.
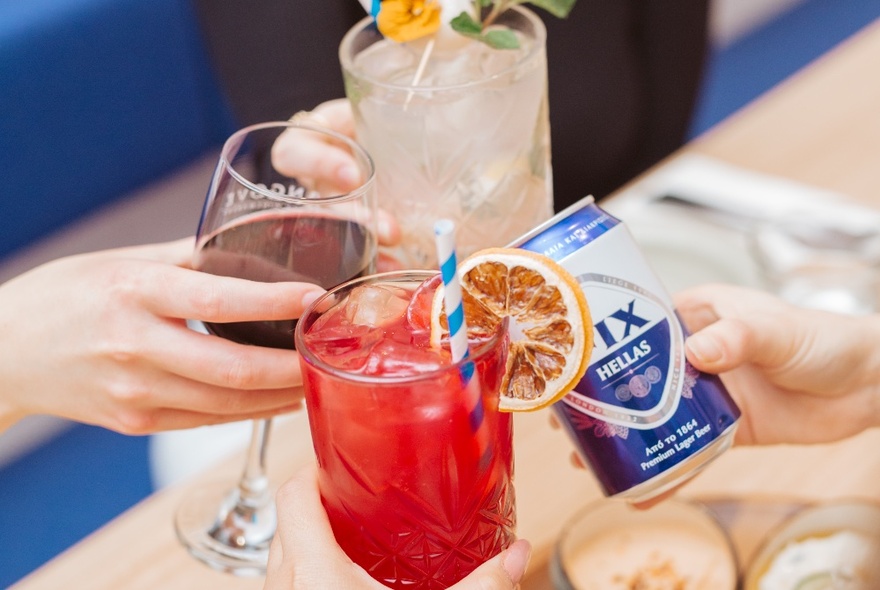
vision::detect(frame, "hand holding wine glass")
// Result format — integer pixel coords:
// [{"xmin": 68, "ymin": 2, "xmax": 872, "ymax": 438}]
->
[
  {"xmin": 0, "ymin": 238, "xmax": 318, "ymax": 434},
  {"xmin": 175, "ymin": 120, "xmax": 379, "ymax": 575}
]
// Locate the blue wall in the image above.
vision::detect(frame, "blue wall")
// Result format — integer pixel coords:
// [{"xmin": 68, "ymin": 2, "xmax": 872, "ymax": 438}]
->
[{"xmin": 0, "ymin": 0, "xmax": 234, "ymax": 263}]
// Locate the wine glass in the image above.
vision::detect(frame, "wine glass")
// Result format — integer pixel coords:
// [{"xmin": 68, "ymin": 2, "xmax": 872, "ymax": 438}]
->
[{"xmin": 174, "ymin": 120, "xmax": 378, "ymax": 575}]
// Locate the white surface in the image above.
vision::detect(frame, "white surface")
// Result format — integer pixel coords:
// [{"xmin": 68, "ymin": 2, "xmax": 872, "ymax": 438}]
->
[
  {"xmin": 602, "ymin": 154, "xmax": 880, "ymax": 298},
  {"xmin": 148, "ymin": 412, "xmax": 304, "ymax": 489},
  {"xmin": 148, "ymin": 420, "xmax": 254, "ymax": 489}
]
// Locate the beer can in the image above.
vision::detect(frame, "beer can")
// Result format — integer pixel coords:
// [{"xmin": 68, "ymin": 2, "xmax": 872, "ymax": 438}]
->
[{"xmin": 513, "ymin": 196, "xmax": 741, "ymax": 503}]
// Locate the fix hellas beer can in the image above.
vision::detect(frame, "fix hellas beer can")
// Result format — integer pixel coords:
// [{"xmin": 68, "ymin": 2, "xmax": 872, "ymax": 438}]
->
[{"xmin": 513, "ymin": 196, "xmax": 741, "ymax": 503}]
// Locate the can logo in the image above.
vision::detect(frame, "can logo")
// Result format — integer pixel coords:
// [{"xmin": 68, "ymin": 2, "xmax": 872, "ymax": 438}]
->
[{"xmin": 566, "ymin": 273, "xmax": 685, "ymax": 430}]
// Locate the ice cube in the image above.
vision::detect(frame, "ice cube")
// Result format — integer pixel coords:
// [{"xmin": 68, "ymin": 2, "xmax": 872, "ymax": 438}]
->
[
  {"xmin": 346, "ymin": 284, "xmax": 411, "ymax": 327},
  {"xmin": 361, "ymin": 339, "xmax": 449, "ymax": 377},
  {"xmin": 303, "ymin": 319, "xmax": 383, "ymax": 372},
  {"xmin": 353, "ymin": 39, "xmax": 419, "ymax": 84}
]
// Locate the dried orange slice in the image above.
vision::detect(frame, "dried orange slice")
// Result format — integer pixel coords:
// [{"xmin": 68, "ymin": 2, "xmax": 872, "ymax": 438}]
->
[{"xmin": 431, "ymin": 248, "xmax": 592, "ymax": 412}]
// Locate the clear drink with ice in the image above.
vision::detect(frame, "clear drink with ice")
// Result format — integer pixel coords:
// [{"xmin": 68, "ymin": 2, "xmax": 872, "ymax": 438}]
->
[{"xmin": 340, "ymin": 7, "xmax": 553, "ymax": 268}]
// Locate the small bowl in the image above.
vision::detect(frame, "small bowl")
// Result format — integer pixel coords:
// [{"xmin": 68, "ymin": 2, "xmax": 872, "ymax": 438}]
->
[
  {"xmin": 550, "ymin": 497, "xmax": 738, "ymax": 589},
  {"xmin": 744, "ymin": 500, "xmax": 880, "ymax": 590}
]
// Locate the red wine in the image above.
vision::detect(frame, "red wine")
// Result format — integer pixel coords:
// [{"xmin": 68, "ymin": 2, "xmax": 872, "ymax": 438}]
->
[{"xmin": 195, "ymin": 211, "xmax": 374, "ymax": 349}]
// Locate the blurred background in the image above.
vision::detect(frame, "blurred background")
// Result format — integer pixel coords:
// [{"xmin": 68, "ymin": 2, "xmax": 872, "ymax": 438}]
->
[{"xmin": 1, "ymin": 0, "xmax": 879, "ymax": 586}]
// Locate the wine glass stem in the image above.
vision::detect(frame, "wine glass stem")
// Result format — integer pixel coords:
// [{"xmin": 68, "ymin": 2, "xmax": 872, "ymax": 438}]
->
[{"xmin": 239, "ymin": 418, "xmax": 272, "ymax": 503}]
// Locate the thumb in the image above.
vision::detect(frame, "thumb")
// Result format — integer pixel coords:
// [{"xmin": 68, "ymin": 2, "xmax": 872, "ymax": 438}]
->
[
  {"xmin": 450, "ymin": 539, "xmax": 532, "ymax": 589},
  {"xmin": 684, "ymin": 317, "xmax": 751, "ymax": 374},
  {"xmin": 684, "ymin": 312, "xmax": 795, "ymax": 374},
  {"xmin": 273, "ymin": 465, "xmax": 354, "ymax": 573}
]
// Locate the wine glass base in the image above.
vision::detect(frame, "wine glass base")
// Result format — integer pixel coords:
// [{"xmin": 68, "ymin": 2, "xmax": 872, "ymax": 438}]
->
[{"xmin": 174, "ymin": 478, "xmax": 277, "ymax": 576}]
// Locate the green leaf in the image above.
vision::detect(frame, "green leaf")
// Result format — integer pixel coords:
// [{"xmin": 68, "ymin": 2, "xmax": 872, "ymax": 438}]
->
[
  {"xmin": 476, "ymin": 0, "xmax": 493, "ymax": 6},
  {"xmin": 450, "ymin": 13, "xmax": 521, "ymax": 49},
  {"xmin": 450, "ymin": 11, "xmax": 483, "ymax": 35},
  {"xmin": 526, "ymin": 0, "xmax": 576, "ymax": 18},
  {"xmin": 484, "ymin": 29, "xmax": 520, "ymax": 49}
]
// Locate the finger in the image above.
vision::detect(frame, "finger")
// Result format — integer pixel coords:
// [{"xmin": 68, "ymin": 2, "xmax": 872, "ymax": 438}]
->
[
  {"xmin": 135, "ymin": 263, "xmax": 325, "ymax": 323},
  {"xmin": 675, "ymin": 299, "xmax": 721, "ymax": 335},
  {"xmin": 377, "ymin": 209, "xmax": 401, "ymax": 247},
  {"xmin": 143, "ymin": 326, "xmax": 305, "ymax": 390},
  {"xmin": 569, "ymin": 451, "xmax": 587, "ymax": 470},
  {"xmin": 274, "ymin": 466, "xmax": 354, "ymax": 569},
  {"xmin": 451, "ymin": 539, "xmax": 532, "ymax": 589},
  {"xmin": 684, "ymin": 313, "xmax": 798, "ymax": 375},
  {"xmin": 102, "ymin": 403, "xmax": 302, "ymax": 435},
  {"xmin": 683, "ymin": 318, "xmax": 752, "ymax": 374},
  {"xmin": 376, "ymin": 251, "xmax": 405, "ymax": 273},
  {"xmin": 271, "ymin": 128, "xmax": 363, "ymax": 193},
  {"xmin": 275, "ymin": 465, "xmax": 334, "ymax": 542},
  {"xmin": 675, "ymin": 283, "xmax": 784, "ymax": 333},
  {"xmin": 673, "ymin": 284, "xmax": 730, "ymax": 333},
  {"xmin": 126, "ymin": 367, "xmax": 305, "ymax": 415},
  {"xmin": 264, "ymin": 533, "xmax": 288, "ymax": 590},
  {"xmin": 311, "ymin": 98, "xmax": 356, "ymax": 138},
  {"xmin": 675, "ymin": 284, "xmax": 798, "ymax": 373}
]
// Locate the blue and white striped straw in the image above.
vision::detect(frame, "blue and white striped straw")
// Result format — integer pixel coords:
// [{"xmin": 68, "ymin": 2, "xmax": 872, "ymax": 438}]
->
[
  {"xmin": 434, "ymin": 220, "xmax": 489, "ymax": 442},
  {"xmin": 434, "ymin": 219, "xmax": 471, "ymax": 364},
  {"xmin": 357, "ymin": 0, "xmax": 381, "ymax": 17}
]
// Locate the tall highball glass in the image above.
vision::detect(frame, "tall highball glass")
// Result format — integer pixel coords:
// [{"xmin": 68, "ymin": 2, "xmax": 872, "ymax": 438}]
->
[
  {"xmin": 295, "ymin": 271, "xmax": 516, "ymax": 588},
  {"xmin": 340, "ymin": 6, "xmax": 553, "ymax": 269}
]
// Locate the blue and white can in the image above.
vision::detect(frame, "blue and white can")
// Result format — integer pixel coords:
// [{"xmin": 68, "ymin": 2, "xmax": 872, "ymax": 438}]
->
[{"xmin": 513, "ymin": 196, "xmax": 741, "ymax": 503}]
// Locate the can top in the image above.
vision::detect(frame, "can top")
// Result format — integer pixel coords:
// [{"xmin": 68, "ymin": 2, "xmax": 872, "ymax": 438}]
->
[{"xmin": 512, "ymin": 196, "xmax": 620, "ymax": 261}]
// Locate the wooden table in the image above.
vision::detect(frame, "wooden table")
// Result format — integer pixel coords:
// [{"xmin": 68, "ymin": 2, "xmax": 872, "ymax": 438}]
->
[{"xmin": 15, "ymin": 17, "xmax": 880, "ymax": 590}]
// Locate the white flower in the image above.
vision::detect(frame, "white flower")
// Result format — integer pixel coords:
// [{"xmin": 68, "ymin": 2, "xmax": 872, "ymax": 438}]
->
[{"xmin": 438, "ymin": 0, "xmax": 474, "ymax": 22}]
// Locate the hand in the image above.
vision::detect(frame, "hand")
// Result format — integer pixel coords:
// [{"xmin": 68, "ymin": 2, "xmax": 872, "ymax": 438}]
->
[
  {"xmin": 675, "ymin": 283, "xmax": 880, "ymax": 445},
  {"xmin": 274, "ymin": 99, "xmax": 403, "ymax": 272},
  {"xmin": 265, "ymin": 464, "xmax": 532, "ymax": 590},
  {"xmin": 274, "ymin": 99, "xmax": 359, "ymax": 192},
  {"xmin": 0, "ymin": 238, "xmax": 322, "ymax": 434}
]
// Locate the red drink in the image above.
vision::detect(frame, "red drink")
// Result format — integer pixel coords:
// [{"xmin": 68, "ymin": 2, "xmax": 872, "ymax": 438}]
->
[{"xmin": 296, "ymin": 271, "xmax": 516, "ymax": 589}]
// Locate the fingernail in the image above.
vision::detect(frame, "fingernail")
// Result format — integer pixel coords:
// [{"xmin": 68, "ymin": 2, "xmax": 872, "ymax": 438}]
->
[
  {"xmin": 501, "ymin": 539, "xmax": 531, "ymax": 584},
  {"xmin": 302, "ymin": 288, "xmax": 325, "ymax": 308},
  {"xmin": 336, "ymin": 162, "xmax": 361, "ymax": 188},
  {"xmin": 686, "ymin": 333, "xmax": 722, "ymax": 363}
]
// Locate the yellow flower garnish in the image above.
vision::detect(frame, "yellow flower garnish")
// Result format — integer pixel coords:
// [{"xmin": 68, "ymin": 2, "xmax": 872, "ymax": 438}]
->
[{"xmin": 376, "ymin": 0, "xmax": 442, "ymax": 43}]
